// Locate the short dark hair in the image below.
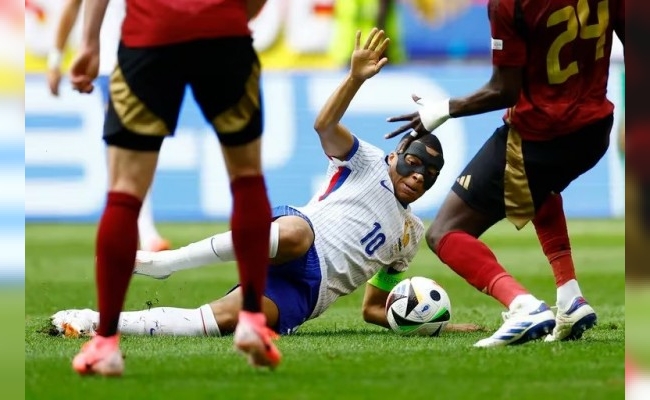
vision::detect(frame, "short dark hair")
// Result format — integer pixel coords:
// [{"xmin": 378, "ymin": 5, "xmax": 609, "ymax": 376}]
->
[{"xmin": 399, "ymin": 132, "xmax": 443, "ymax": 156}]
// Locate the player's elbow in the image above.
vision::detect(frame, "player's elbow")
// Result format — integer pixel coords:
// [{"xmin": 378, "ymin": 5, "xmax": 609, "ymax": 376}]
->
[
  {"xmin": 313, "ymin": 118, "xmax": 330, "ymax": 135},
  {"xmin": 362, "ymin": 305, "xmax": 374, "ymax": 323},
  {"xmin": 362, "ymin": 304, "xmax": 386, "ymax": 327},
  {"xmin": 498, "ymin": 87, "xmax": 519, "ymax": 108}
]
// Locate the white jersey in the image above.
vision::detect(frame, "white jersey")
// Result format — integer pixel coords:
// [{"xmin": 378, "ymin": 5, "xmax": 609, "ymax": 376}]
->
[{"xmin": 295, "ymin": 137, "xmax": 425, "ymax": 319}]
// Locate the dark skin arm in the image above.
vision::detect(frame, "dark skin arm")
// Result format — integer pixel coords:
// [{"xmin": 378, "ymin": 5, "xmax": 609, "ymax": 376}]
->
[
  {"xmin": 385, "ymin": 66, "xmax": 523, "ymax": 152},
  {"xmin": 362, "ymin": 283, "xmax": 485, "ymax": 333}
]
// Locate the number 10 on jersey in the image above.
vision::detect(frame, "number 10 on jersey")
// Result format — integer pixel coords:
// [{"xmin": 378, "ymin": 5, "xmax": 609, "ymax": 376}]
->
[{"xmin": 361, "ymin": 222, "xmax": 387, "ymax": 256}]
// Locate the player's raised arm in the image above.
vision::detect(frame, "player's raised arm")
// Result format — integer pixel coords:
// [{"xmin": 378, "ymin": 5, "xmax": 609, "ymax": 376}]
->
[
  {"xmin": 313, "ymin": 28, "xmax": 389, "ymax": 160},
  {"xmin": 385, "ymin": 0, "xmax": 524, "ymax": 147}
]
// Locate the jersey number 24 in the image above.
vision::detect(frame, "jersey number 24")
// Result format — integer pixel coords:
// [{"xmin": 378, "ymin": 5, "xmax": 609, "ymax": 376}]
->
[{"xmin": 546, "ymin": 0, "xmax": 609, "ymax": 84}]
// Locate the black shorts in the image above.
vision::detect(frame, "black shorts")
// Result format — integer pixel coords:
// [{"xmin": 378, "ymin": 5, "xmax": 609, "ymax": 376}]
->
[
  {"xmin": 104, "ymin": 36, "xmax": 263, "ymax": 151},
  {"xmin": 452, "ymin": 115, "xmax": 614, "ymax": 229}
]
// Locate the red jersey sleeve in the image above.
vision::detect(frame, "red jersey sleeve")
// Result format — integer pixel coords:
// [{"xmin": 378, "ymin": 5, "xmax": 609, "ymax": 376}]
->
[{"xmin": 489, "ymin": 0, "xmax": 527, "ymax": 67}]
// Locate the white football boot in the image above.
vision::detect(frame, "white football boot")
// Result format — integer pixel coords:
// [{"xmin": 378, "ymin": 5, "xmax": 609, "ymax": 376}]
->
[
  {"xmin": 133, "ymin": 250, "xmax": 173, "ymax": 279},
  {"xmin": 544, "ymin": 296, "xmax": 597, "ymax": 342},
  {"xmin": 50, "ymin": 309, "xmax": 98, "ymax": 338},
  {"xmin": 474, "ymin": 300, "xmax": 556, "ymax": 347}
]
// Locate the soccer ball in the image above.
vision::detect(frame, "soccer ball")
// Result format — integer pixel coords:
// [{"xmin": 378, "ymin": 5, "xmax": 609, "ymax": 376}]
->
[{"xmin": 386, "ymin": 276, "xmax": 451, "ymax": 336}]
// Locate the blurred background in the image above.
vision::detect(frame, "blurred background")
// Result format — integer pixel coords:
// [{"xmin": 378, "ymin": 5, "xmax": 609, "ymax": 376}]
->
[
  {"xmin": 2, "ymin": 0, "xmax": 24, "ymax": 396},
  {"xmin": 24, "ymin": 0, "xmax": 625, "ymax": 224},
  {"xmin": 1, "ymin": 0, "xmax": 24, "ymax": 283}
]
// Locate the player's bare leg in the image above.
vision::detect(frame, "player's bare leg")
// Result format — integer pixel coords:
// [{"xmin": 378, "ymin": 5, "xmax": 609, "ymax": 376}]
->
[
  {"xmin": 532, "ymin": 194, "xmax": 596, "ymax": 341},
  {"xmin": 220, "ymin": 137, "xmax": 281, "ymax": 369},
  {"xmin": 426, "ymin": 191, "xmax": 555, "ymax": 347},
  {"xmin": 73, "ymin": 146, "xmax": 159, "ymax": 376},
  {"xmin": 133, "ymin": 215, "xmax": 312, "ymax": 279}
]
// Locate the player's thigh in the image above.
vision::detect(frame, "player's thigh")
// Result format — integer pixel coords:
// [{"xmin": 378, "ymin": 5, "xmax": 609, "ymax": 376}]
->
[
  {"xmin": 104, "ymin": 42, "xmax": 187, "ymax": 153},
  {"xmin": 435, "ymin": 125, "xmax": 509, "ymax": 236},
  {"xmin": 272, "ymin": 209, "xmax": 315, "ymax": 264},
  {"xmin": 523, "ymin": 115, "xmax": 613, "ymax": 212},
  {"xmin": 188, "ymin": 37, "xmax": 263, "ymax": 176}
]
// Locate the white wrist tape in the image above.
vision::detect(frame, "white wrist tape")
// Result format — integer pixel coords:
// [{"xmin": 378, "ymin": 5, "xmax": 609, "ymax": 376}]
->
[
  {"xmin": 47, "ymin": 49, "xmax": 63, "ymax": 70},
  {"xmin": 417, "ymin": 98, "xmax": 451, "ymax": 132}
]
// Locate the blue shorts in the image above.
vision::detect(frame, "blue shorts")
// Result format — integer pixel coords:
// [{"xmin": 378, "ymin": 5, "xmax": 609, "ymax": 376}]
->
[{"xmin": 230, "ymin": 206, "xmax": 322, "ymax": 335}]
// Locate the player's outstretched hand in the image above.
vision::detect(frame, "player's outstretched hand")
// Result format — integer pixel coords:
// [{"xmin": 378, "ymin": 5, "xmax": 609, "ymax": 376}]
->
[
  {"xmin": 385, "ymin": 93, "xmax": 451, "ymax": 153},
  {"xmin": 69, "ymin": 44, "xmax": 100, "ymax": 94},
  {"xmin": 350, "ymin": 28, "xmax": 390, "ymax": 82},
  {"xmin": 385, "ymin": 94, "xmax": 429, "ymax": 153}
]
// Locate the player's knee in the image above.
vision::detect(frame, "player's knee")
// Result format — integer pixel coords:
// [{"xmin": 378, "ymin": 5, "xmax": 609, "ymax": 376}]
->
[
  {"xmin": 277, "ymin": 218, "xmax": 313, "ymax": 259},
  {"xmin": 106, "ymin": 146, "xmax": 158, "ymax": 199},
  {"xmin": 425, "ymin": 225, "xmax": 445, "ymax": 255},
  {"xmin": 221, "ymin": 138, "xmax": 264, "ymax": 180},
  {"xmin": 209, "ymin": 301, "xmax": 237, "ymax": 334}
]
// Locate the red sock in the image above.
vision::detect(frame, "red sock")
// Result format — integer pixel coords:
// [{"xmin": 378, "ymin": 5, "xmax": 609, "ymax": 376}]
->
[
  {"xmin": 532, "ymin": 194, "xmax": 576, "ymax": 287},
  {"xmin": 231, "ymin": 176, "xmax": 271, "ymax": 313},
  {"xmin": 436, "ymin": 231, "xmax": 528, "ymax": 307},
  {"xmin": 95, "ymin": 192, "xmax": 142, "ymax": 337}
]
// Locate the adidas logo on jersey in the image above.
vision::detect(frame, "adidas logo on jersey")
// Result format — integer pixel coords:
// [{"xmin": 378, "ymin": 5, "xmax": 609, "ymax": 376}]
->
[{"xmin": 456, "ymin": 175, "xmax": 472, "ymax": 190}]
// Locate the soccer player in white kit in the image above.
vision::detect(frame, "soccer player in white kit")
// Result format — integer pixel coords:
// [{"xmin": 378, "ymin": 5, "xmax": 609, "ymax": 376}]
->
[
  {"xmin": 51, "ymin": 29, "xmax": 479, "ymax": 338},
  {"xmin": 46, "ymin": 0, "xmax": 170, "ymax": 252}
]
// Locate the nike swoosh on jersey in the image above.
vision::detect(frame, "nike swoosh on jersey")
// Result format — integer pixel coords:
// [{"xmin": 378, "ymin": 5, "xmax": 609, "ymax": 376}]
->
[{"xmin": 380, "ymin": 180, "xmax": 393, "ymax": 193}]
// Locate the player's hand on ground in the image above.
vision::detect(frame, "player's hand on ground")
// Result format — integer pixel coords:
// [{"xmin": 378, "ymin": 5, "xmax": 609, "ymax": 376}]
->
[
  {"xmin": 69, "ymin": 45, "xmax": 100, "ymax": 94},
  {"xmin": 350, "ymin": 28, "xmax": 390, "ymax": 82},
  {"xmin": 47, "ymin": 68, "xmax": 62, "ymax": 97}
]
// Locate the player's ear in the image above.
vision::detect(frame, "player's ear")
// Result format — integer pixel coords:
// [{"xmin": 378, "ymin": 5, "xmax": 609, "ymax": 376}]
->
[{"xmin": 387, "ymin": 152, "xmax": 397, "ymax": 163}]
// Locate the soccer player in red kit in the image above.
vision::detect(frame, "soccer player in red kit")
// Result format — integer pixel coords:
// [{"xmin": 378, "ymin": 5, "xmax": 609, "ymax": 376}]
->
[
  {"xmin": 384, "ymin": 0, "xmax": 624, "ymax": 347},
  {"xmin": 68, "ymin": 0, "xmax": 280, "ymax": 374}
]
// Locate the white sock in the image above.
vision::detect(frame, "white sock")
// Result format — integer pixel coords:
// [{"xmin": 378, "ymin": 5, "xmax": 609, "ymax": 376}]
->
[
  {"xmin": 115, "ymin": 304, "xmax": 220, "ymax": 336},
  {"xmin": 154, "ymin": 222, "xmax": 280, "ymax": 272},
  {"xmin": 138, "ymin": 190, "xmax": 162, "ymax": 248},
  {"xmin": 556, "ymin": 279, "xmax": 582, "ymax": 310},
  {"xmin": 509, "ymin": 294, "xmax": 540, "ymax": 312}
]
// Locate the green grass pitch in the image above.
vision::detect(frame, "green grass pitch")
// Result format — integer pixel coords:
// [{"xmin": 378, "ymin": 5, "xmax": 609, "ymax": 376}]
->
[{"xmin": 25, "ymin": 219, "xmax": 624, "ymax": 400}]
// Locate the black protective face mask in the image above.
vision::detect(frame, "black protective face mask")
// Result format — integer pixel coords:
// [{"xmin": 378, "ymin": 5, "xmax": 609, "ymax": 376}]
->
[{"xmin": 395, "ymin": 141, "xmax": 444, "ymax": 190}]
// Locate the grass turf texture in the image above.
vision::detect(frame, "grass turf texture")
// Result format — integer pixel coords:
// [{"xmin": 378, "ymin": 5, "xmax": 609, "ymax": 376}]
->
[{"xmin": 26, "ymin": 220, "xmax": 624, "ymax": 399}]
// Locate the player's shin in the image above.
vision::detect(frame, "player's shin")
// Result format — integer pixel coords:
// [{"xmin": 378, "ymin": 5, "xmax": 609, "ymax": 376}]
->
[
  {"xmin": 167, "ymin": 223, "xmax": 278, "ymax": 270},
  {"xmin": 436, "ymin": 231, "xmax": 535, "ymax": 309},
  {"xmin": 532, "ymin": 194, "xmax": 582, "ymax": 309},
  {"xmin": 118, "ymin": 305, "xmax": 220, "ymax": 336},
  {"xmin": 95, "ymin": 192, "xmax": 142, "ymax": 337},
  {"xmin": 230, "ymin": 176, "xmax": 272, "ymax": 313}
]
